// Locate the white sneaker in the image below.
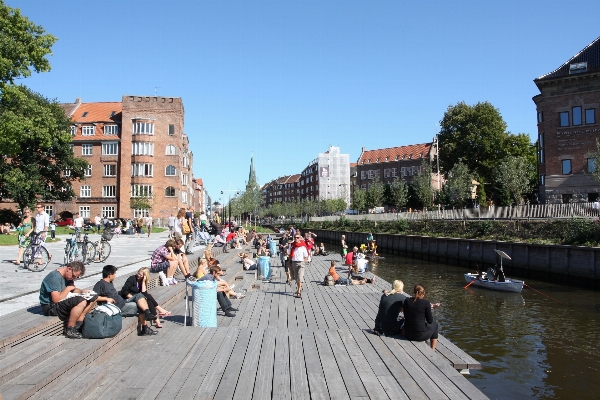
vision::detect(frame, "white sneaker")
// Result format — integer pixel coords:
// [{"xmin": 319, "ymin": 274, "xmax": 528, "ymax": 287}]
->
[
  {"xmin": 168, "ymin": 277, "xmax": 178, "ymax": 286},
  {"xmin": 159, "ymin": 271, "xmax": 168, "ymax": 286}
]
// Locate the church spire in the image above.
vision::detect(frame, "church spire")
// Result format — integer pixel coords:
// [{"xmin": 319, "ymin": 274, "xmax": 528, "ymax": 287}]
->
[{"xmin": 247, "ymin": 155, "xmax": 257, "ymax": 189}]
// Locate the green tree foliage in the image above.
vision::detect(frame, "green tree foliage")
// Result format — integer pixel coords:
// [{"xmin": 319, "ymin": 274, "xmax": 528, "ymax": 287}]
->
[
  {"xmin": 438, "ymin": 101, "xmax": 536, "ymax": 189},
  {"xmin": 388, "ymin": 177, "xmax": 409, "ymax": 211},
  {"xmin": 412, "ymin": 161, "xmax": 434, "ymax": 209},
  {"xmin": 440, "ymin": 161, "xmax": 473, "ymax": 207},
  {"xmin": 494, "ymin": 156, "xmax": 535, "ymax": 205},
  {"xmin": 0, "ymin": 85, "xmax": 87, "ymax": 209},
  {"xmin": 0, "ymin": 0, "xmax": 57, "ymax": 84},
  {"xmin": 351, "ymin": 188, "xmax": 366, "ymax": 213},
  {"xmin": 366, "ymin": 177, "xmax": 385, "ymax": 209}
]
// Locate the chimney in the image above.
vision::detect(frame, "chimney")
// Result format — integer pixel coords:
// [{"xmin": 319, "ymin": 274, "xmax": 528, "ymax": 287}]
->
[{"xmin": 75, "ymin": 97, "xmax": 81, "ymax": 104}]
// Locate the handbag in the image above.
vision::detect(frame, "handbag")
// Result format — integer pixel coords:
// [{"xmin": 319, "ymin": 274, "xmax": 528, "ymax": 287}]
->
[
  {"xmin": 81, "ymin": 303, "xmax": 122, "ymax": 339},
  {"xmin": 182, "ymin": 220, "xmax": 191, "ymax": 235}
]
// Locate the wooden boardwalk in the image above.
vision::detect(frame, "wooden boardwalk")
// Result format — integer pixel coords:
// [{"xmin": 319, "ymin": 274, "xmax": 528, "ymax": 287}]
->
[{"xmin": 81, "ymin": 251, "xmax": 487, "ymax": 400}]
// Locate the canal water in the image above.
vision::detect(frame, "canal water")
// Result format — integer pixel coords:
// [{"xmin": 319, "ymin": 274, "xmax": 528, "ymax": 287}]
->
[{"xmin": 342, "ymin": 249, "xmax": 599, "ymax": 399}]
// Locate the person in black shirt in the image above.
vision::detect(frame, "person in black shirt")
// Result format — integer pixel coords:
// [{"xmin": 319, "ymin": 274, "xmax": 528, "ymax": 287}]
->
[
  {"xmin": 373, "ymin": 280, "xmax": 406, "ymax": 336},
  {"xmin": 93, "ymin": 265, "xmax": 158, "ymax": 336},
  {"xmin": 402, "ymin": 283, "xmax": 441, "ymax": 350}
]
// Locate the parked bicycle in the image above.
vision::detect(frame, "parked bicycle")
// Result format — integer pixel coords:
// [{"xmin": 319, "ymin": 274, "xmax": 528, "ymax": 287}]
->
[
  {"xmin": 64, "ymin": 233, "xmax": 84, "ymax": 265},
  {"xmin": 89, "ymin": 229, "xmax": 113, "ymax": 263},
  {"xmin": 80, "ymin": 231, "xmax": 96, "ymax": 265},
  {"xmin": 22, "ymin": 232, "xmax": 51, "ymax": 272}
]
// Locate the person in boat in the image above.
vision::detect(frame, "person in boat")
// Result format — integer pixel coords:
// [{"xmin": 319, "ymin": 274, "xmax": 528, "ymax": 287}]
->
[
  {"xmin": 366, "ymin": 232, "xmax": 374, "ymax": 248},
  {"xmin": 402, "ymin": 283, "xmax": 441, "ymax": 350},
  {"xmin": 494, "ymin": 264, "xmax": 506, "ymax": 282},
  {"xmin": 373, "ymin": 280, "xmax": 407, "ymax": 336},
  {"xmin": 486, "ymin": 266, "xmax": 496, "ymax": 281}
]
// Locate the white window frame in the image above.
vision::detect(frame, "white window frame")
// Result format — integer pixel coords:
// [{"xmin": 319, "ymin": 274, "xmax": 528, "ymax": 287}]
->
[
  {"xmin": 401, "ymin": 167, "xmax": 406, "ymax": 177},
  {"xmin": 165, "ymin": 165, "xmax": 176, "ymax": 176},
  {"xmin": 134, "ymin": 209, "xmax": 149, "ymax": 218},
  {"xmin": 79, "ymin": 206, "xmax": 90, "ymax": 219},
  {"xmin": 45, "ymin": 206, "xmax": 54, "ymax": 218},
  {"xmin": 82, "ymin": 144, "xmax": 93, "ymax": 156},
  {"xmin": 80, "ymin": 185, "xmax": 91, "ymax": 198},
  {"xmin": 131, "ymin": 163, "xmax": 154, "ymax": 177},
  {"xmin": 391, "ymin": 168, "xmax": 397, "ymax": 177},
  {"xmin": 103, "ymin": 164, "xmax": 116, "ymax": 177},
  {"xmin": 131, "ymin": 185, "xmax": 153, "ymax": 198},
  {"xmin": 165, "ymin": 144, "xmax": 177, "ymax": 155},
  {"xmin": 102, "ymin": 206, "xmax": 115, "ymax": 218},
  {"xmin": 84, "ymin": 165, "xmax": 92, "ymax": 177},
  {"xmin": 81, "ymin": 125, "xmax": 95, "ymax": 136},
  {"xmin": 384, "ymin": 169, "xmax": 389, "ymax": 178},
  {"xmin": 104, "ymin": 125, "xmax": 119, "ymax": 135},
  {"xmin": 165, "ymin": 186, "xmax": 176, "ymax": 197},
  {"xmin": 102, "ymin": 142, "xmax": 118, "ymax": 156},
  {"xmin": 132, "ymin": 142, "xmax": 154, "ymax": 156},
  {"xmin": 102, "ymin": 185, "xmax": 116, "ymax": 198},
  {"xmin": 133, "ymin": 122, "xmax": 154, "ymax": 135},
  {"xmin": 70, "ymin": 126, "xmax": 76, "ymax": 136},
  {"xmin": 367, "ymin": 170, "xmax": 373, "ymax": 179}
]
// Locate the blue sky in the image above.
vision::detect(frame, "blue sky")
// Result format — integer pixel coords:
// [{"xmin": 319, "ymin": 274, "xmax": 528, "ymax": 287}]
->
[{"xmin": 9, "ymin": 0, "xmax": 600, "ymax": 203}]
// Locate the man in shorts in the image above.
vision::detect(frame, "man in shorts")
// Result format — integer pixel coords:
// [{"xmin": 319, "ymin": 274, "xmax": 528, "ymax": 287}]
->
[
  {"xmin": 145, "ymin": 213, "xmax": 153, "ymax": 237},
  {"xmin": 290, "ymin": 234, "xmax": 308, "ymax": 298},
  {"xmin": 73, "ymin": 212, "xmax": 84, "ymax": 240},
  {"xmin": 39, "ymin": 261, "xmax": 97, "ymax": 339},
  {"xmin": 93, "ymin": 265, "xmax": 158, "ymax": 336}
]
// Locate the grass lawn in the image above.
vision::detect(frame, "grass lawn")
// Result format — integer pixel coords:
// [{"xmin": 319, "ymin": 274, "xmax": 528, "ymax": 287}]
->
[{"xmin": 0, "ymin": 233, "xmax": 61, "ymax": 246}]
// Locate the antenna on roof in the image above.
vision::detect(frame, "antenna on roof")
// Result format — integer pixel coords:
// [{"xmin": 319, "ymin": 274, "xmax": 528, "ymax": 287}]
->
[{"xmin": 154, "ymin": 87, "xmax": 160, "ymax": 96}]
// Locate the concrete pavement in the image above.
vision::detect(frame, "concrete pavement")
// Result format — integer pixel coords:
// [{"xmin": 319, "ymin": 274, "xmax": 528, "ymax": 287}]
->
[{"xmin": 0, "ymin": 230, "xmax": 205, "ymax": 317}]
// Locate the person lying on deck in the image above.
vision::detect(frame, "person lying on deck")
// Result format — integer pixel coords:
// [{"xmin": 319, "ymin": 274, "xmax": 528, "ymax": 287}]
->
[
  {"xmin": 348, "ymin": 261, "xmax": 375, "ymax": 284},
  {"xmin": 328, "ymin": 261, "xmax": 370, "ymax": 285}
]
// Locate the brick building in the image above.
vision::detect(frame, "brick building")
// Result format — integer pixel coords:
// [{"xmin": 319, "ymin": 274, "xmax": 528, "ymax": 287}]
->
[
  {"xmin": 533, "ymin": 37, "xmax": 600, "ymax": 204},
  {"xmin": 355, "ymin": 143, "xmax": 440, "ymax": 192},
  {"xmin": 51, "ymin": 95, "xmax": 195, "ymax": 221},
  {"xmin": 262, "ymin": 174, "xmax": 301, "ymax": 206}
]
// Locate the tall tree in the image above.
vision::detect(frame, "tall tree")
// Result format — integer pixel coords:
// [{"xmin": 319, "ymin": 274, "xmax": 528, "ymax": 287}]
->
[
  {"xmin": 438, "ymin": 101, "xmax": 535, "ymax": 187},
  {"xmin": 351, "ymin": 188, "xmax": 366, "ymax": 213},
  {"xmin": 366, "ymin": 178, "xmax": 385, "ymax": 210},
  {"xmin": 0, "ymin": 0, "xmax": 57, "ymax": 84},
  {"xmin": 494, "ymin": 156, "xmax": 536, "ymax": 205},
  {"xmin": 412, "ymin": 161, "xmax": 434, "ymax": 209},
  {"xmin": 441, "ymin": 161, "xmax": 473, "ymax": 207},
  {"xmin": 0, "ymin": 85, "xmax": 87, "ymax": 209},
  {"xmin": 388, "ymin": 177, "xmax": 409, "ymax": 211}
]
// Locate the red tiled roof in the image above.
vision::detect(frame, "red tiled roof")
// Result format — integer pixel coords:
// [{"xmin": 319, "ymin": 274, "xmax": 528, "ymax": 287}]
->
[
  {"xmin": 349, "ymin": 162, "xmax": 357, "ymax": 167},
  {"xmin": 357, "ymin": 143, "xmax": 432, "ymax": 164},
  {"xmin": 69, "ymin": 102, "xmax": 122, "ymax": 123}
]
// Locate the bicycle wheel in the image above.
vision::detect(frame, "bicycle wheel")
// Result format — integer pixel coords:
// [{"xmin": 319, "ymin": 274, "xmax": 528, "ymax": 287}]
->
[
  {"xmin": 24, "ymin": 245, "xmax": 50, "ymax": 272},
  {"xmin": 84, "ymin": 242, "xmax": 96, "ymax": 264},
  {"xmin": 95, "ymin": 241, "xmax": 111, "ymax": 262},
  {"xmin": 69, "ymin": 242, "xmax": 85, "ymax": 263}
]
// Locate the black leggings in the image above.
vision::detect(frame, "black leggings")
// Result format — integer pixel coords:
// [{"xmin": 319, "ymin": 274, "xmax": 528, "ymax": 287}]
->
[
  {"xmin": 405, "ymin": 321, "xmax": 439, "ymax": 341},
  {"xmin": 141, "ymin": 291, "xmax": 158, "ymax": 316}
]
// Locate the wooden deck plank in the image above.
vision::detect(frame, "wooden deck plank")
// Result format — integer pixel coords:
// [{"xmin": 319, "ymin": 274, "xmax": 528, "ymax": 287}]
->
[
  {"xmin": 194, "ymin": 327, "xmax": 241, "ymax": 399},
  {"xmin": 313, "ymin": 329, "xmax": 350, "ymax": 400},
  {"xmin": 288, "ymin": 329, "xmax": 310, "ymax": 400},
  {"xmin": 232, "ymin": 328, "xmax": 265, "ymax": 400},
  {"xmin": 252, "ymin": 327, "xmax": 277, "ymax": 400},
  {"xmin": 235, "ymin": 291, "xmax": 261, "ymax": 328},
  {"xmin": 213, "ymin": 328, "xmax": 252, "ymax": 400},
  {"xmin": 299, "ymin": 329, "xmax": 330, "ymax": 400},
  {"xmin": 272, "ymin": 329, "xmax": 292, "ymax": 399},
  {"xmin": 325, "ymin": 330, "xmax": 369, "ymax": 398}
]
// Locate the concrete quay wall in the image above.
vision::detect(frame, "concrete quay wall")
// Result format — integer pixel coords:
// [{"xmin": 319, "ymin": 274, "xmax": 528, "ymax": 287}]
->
[{"xmin": 310, "ymin": 229, "xmax": 600, "ymax": 287}]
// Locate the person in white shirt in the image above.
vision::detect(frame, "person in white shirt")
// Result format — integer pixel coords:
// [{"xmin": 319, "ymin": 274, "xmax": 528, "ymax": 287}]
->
[
  {"xmin": 168, "ymin": 214, "xmax": 176, "ymax": 237},
  {"xmin": 145, "ymin": 214, "xmax": 153, "ymax": 237},
  {"xmin": 94, "ymin": 214, "xmax": 102, "ymax": 233},
  {"xmin": 34, "ymin": 203, "xmax": 50, "ymax": 240},
  {"xmin": 356, "ymin": 253, "xmax": 369, "ymax": 274},
  {"xmin": 73, "ymin": 213, "xmax": 84, "ymax": 240},
  {"xmin": 290, "ymin": 235, "xmax": 309, "ymax": 298}
]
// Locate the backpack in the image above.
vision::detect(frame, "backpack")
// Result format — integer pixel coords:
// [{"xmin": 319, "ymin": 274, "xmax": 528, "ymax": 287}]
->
[
  {"xmin": 323, "ymin": 274, "xmax": 335, "ymax": 286},
  {"xmin": 81, "ymin": 303, "xmax": 122, "ymax": 339}
]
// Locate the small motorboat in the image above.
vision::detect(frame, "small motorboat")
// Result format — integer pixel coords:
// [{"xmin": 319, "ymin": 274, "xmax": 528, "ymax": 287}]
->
[{"xmin": 464, "ymin": 250, "xmax": 524, "ymax": 293}]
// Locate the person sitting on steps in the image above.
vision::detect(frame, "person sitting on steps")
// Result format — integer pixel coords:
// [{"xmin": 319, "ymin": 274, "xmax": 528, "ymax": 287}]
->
[{"xmin": 199, "ymin": 265, "xmax": 238, "ymax": 317}]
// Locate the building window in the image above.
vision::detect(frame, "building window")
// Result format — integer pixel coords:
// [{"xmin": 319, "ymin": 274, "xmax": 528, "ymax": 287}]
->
[
  {"xmin": 361, "ymin": 184, "xmax": 367, "ymax": 190},
  {"xmin": 360, "ymin": 171, "xmax": 366, "ymax": 179},
  {"xmin": 131, "ymin": 163, "xmax": 153, "ymax": 177},
  {"xmin": 82, "ymin": 126, "xmax": 95, "ymax": 136},
  {"xmin": 104, "ymin": 125, "xmax": 119, "ymax": 135},
  {"xmin": 391, "ymin": 168, "xmax": 397, "ymax": 177},
  {"xmin": 45, "ymin": 206, "xmax": 54, "ymax": 219},
  {"xmin": 562, "ymin": 194, "xmax": 572, "ymax": 204},
  {"xmin": 181, "ymin": 191, "xmax": 188, "ymax": 203},
  {"xmin": 588, "ymin": 158, "xmax": 596, "ymax": 173},
  {"xmin": 586, "ymin": 109, "xmax": 596, "ymax": 124},
  {"xmin": 102, "ymin": 206, "xmax": 115, "ymax": 218},
  {"xmin": 401, "ymin": 167, "xmax": 406, "ymax": 177},
  {"xmin": 70, "ymin": 126, "xmax": 76, "ymax": 136},
  {"xmin": 63, "ymin": 169, "xmax": 71, "ymax": 177},
  {"xmin": 540, "ymin": 175, "xmax": 545, "ymax": 186},
  {"xmin": 165, "ymin": 165, "xmax": 176, "ymax": 176},
  {"xmin": 133, "ymin": 122, "xmax": 154, "ymax": 135},
  {"xmin": 562, "ymin": 159, "xmax": 572, "ymax": 175},
  {"xmin": 182, "ymin": 157, "xmax": 189, "ymax": 168},
  {"xmin": 82, "ymin": 144, "xmax": 92, "ymax": 156},
  {"xmin": 165, "ymin": 145, "xmax": 177, "ymax": 155},
  {"xmin": 560, "ymin": 111, "xmax": 570, "ymax": 127},
  {"xmin": 103, "ymin": 164, "xmax": 116, "ymax": 176},
  {"xmin": 182, "ymin": 174, "xmax": 188, "ymax": 186},
  {"xmin": 79, "ymin": 206, "xmax": 90, "ymax": 219},
  {"xmin": 132, "ymin": 142, "xmax": 154, "ymax": 156},
  {"xmin": 375, "ymin": 170, "xmax": 380, "ymax": 178},
  {"xmin": 84, "ymin": 165, "xmax": 92, "ymax": 177},
  {"xmin": 102, "ymin": 142, "xmax": 118, "ymax": 156},
  {"xmin": 384, "ymin": 169, "xmax": 389, "ymax": 178},
  {"xmin": 133, "ymin": 209, "xmax": 149, "ymax": 218},
  {"xmin": 573, "ymin": 106, "xmax": 582, "ymax": 126},
  {"xmin": 131, "ymin": 185, "xmax": 152, "ymax": 197},
  {"xmin": 102, "ymin": 186, "xmax": 116, "ymax": 197},
  {"xmin": 538, "ymin": 133, "xmax": 545, "ymax": 164},
  {"xmin": 367, "ymin": 170, "xmax": 373, "ymax": 179},
  {"xmin": 80, "ymin": 185, "xmax": 91, "ymax": 197},
  {"xmin": 537, "ymin": 111, "xmax": 543, "ymax": 123},
  {"xmin": 70, "ymin": 144, "xmax": 74, "ymax": 153},
  {"xmin": 168, "ymin": 124, "xmax": 175, "ymax": 136},
  {"xmin": 165, "ymin": 186, "xmax": 176, "ymax": 197}
]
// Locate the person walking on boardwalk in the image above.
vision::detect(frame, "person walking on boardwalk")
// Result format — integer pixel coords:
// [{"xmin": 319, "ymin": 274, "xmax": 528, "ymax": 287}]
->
[
  {"xmin": 290, "ymin": 234, "xmax": 308, "ymax": 298},
  {"xmin": 402, "ymin": 284, "xmax": 441, "ymax": 350},
  {"xmin": 145, "ymin": 213, "xmax": 153, "ymax": 237},
  {"xmin": 14, "ymin": 206, "xmax": 33, "ymax": 265},
  {"xmin": 39, "ymin": 261, "xmax": 97, "ymax": 339},
  {"xmin": 341, "ymin": 235, "xmax": 348, "ymax": 257}
]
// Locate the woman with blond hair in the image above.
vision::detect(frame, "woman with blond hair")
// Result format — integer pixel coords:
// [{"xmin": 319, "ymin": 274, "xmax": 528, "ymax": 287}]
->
[
  {"xmin": 239, "ymin": 252, "xmax": 257, "ymax": 270},
  {"xmin": 402, "ymin": 284, "xmax": 441, "ymax": 350},
  {"xmin": 120, "ymin": 267, "xmax": 171, "ymax": 328},
  {"xmin": 14, "ymin": 207, "xmax": 34, "ymax": 265},
  {"xmin": 373, "ymin": 280, "xmax": 407, "ymax": 336}
]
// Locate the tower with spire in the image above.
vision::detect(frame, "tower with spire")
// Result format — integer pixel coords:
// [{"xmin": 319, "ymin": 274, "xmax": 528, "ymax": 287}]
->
[{"xmin": 247, "ymin": 155, "xmax": 258, "ymax": 190}]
